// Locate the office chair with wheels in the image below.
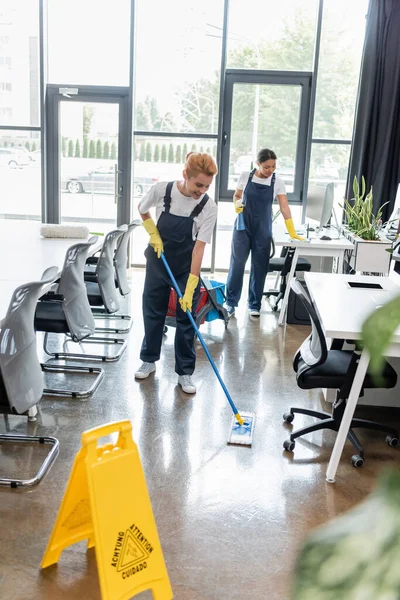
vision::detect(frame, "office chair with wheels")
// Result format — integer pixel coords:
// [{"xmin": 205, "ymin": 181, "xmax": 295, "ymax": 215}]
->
[
  {"xmin": 282, "ymin": 278, "xmax": 399, "ymax": 468},
  {"xmin": 264, "ymin": 240, "xmax": 311, "ymax": 311},
  {"xmin": 0, "ymin": 267, "xmax": 60, "ymax": 487}
]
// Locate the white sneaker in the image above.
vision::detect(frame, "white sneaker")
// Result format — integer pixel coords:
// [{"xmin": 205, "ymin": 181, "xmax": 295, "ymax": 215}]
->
[
  {"xmin": 249, "ymin": 308, "xmax": 260, "ymax": 317},
  {"xmin": 224, "ymin": 304, "xmax": 235, "ymax": 318},
  {"xmin": 178, "ymin": 375, "xmax": 197, "ymax": 394},
  {"xmin": 135, "ymin": 362, "xmax": 156, "ymax": 379}
]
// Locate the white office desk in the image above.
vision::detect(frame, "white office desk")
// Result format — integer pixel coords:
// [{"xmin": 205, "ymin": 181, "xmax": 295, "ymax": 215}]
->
[
  {"xmin": 0, "ymin": 219, "xmax": 102, "ymax": 319},
  {"xmin": 273, "ymin": 228, "xmax": 354, "ymax": 326},
  {"xmin": 304, "ymin": 271, "xmax": 400, "ymax": 483}
]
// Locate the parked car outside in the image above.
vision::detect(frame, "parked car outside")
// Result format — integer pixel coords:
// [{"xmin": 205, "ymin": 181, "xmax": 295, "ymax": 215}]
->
[
  {"xmin": 31, "ymin": 149, "xmax": 41, "ymax": 162},
  {"xmin": 315, "ymin": 165, "xmax": 340, "ymax": 180},
  {"xmin": 0, "ymin": 147, "xmax": 31, "ymax": 168},
  {"xmin": 61, "ymin": 164, "xmax": 158, "ymax": 197},
  {"xmin": 234, "ymin": 154, "xmax": 254, "ymax": 176},
  {"xmin": 277, "ymin": 162, "xmax": 295, "ymax": 188}
]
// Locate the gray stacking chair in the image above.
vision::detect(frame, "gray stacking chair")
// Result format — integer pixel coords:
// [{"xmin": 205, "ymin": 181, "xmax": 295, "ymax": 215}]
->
[
  {"xmin": 88, "ymin": 220, "xmax": 140, "ymax": 333},
  {"xmin": 0, "ymin": 267, "xmax": 60, "ymax": 488},
  {"xmin": 114, "ymin": 219, "xmax": 141, "ymax": 296},
  {"xmin": 84, "ymin": 226, "xmax": 134, "ymax": 341},
  {"xmin": 35, "ymin": 236, "xmax": 123, "ymax": 376}
]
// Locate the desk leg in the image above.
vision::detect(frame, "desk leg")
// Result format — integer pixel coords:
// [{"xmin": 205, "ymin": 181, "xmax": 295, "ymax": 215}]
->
[
  {"xmin": 337, "ymin": 250, "xmax": 344, "ymax": 275},
  {"xmin": 278, "ymin": 248, "xmax": 299, "ymax": 327},
  {"xmin": 326, "ymin": 349, "xmax": 370, "ymax": 483}
]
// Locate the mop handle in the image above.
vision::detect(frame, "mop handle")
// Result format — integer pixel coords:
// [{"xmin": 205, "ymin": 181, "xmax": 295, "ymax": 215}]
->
[{"xmin": 160, "ymin": 253, "xmax": 244, "ymax": 426}]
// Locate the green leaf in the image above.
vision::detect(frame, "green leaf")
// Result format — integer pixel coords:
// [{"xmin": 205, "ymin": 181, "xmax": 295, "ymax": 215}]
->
[
  {"xmin": 361, "ymin": 175, "xmax": 366, "ymax": 200},
  {"xmin": 353, "ymin": 175, "xmax": 359, "ymax": 199},
  {"xmin": 362, "ymin": 294, "xmax": 400, "ymax": 376}
]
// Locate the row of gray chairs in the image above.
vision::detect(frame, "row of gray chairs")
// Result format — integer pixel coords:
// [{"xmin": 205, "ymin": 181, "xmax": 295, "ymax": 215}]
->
[{"xmin": 0, "ymin": 221, "xmax": 139, "ymax": 487}]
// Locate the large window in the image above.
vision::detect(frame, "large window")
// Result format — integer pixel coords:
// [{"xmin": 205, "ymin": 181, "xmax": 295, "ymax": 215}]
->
[
  {"xmin": 133, "ymin": 0, "xmax": 224, "ymax": 267},
  {"xmin": 220, "ymin": 72, "xmax": 311, "ymax": 201},
  {"xmin": 47, "ymin": 0, "xmax": 131, "ymax": 86},
  {"xmin": 134, "ymin": 0, "xmax": 224, "ymax": 134},
  {"xmin": 0, "ymin": 1, "xmax": 41, "ymax": 220},
  {"xmin": 0, "ymin": 131, "xmax": 41, "ymax": 220},
  {"xmin": 0, "ymin": 1, "xmax": 40, "ymax": 127},
  {"xmin": 0, "ymin": 0, "xmax": 369, "ymax": 272},
  {"xmin": 227, "ymin": 0, "xmax": 319, "ymax": 71},
  {"xmin": 313, "ymin": 0, "xmax": 368, "ymax": 140}
]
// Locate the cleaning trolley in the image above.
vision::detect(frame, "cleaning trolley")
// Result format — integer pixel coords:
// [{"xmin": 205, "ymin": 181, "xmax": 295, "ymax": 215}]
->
[{"xmin": 165, "ymin": 277, "xmax": 229, "ymax": 331}]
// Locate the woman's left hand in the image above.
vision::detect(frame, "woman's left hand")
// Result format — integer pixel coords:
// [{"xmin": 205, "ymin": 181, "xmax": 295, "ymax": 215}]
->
[
  {"xmin": 291, "ymin": 232, "xmax": 305, "ymax": 241},
  {"xmin": 285, "ymin": 218, "xmax": 305, "ymax": 241},
  {"xmin": 179, "ymin": 273, "xmax": 199, "ymax": 313}
]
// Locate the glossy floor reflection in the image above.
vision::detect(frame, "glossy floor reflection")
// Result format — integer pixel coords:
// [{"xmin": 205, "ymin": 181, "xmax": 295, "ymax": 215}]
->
[{"xmin": 1, "ymin": 270, "xmax": 400, "ymax": 600}]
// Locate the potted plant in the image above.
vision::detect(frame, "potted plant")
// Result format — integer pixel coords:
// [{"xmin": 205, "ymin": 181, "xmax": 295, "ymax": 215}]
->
[{"xmin": 340, "ymin": 176, "xmax": 392, "ymax": 274}]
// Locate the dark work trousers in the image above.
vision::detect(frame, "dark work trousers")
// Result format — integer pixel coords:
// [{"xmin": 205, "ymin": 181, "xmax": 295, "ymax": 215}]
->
[
  {"xmin": 140, "ymin": 182, "xmax": 208, "ymax": 375},
  {"xmin": 226, "ymin": 170, "xmax": 275, "ymax": 311}
]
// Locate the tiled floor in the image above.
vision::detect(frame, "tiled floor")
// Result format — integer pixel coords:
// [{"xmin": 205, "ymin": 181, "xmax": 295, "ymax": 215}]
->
[{"xmin": 1, "ymin": 270, "xmax": 399, "ymax": 600}]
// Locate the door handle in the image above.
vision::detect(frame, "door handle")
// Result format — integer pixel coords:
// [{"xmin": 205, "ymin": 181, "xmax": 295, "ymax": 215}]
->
[
  {"xmin": 114, "ymin": 164, "xmax": 123, "ymax": 204},
  {"xmin": 222, "ymin": 132, "xmax": 228, "ymax": 146}
]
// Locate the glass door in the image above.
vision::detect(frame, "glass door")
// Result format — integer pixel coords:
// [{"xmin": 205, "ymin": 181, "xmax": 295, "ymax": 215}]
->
[
  {"xmin": 59, "ymin": 101, "xmax": 120, "ymax": 227},
  {"xmin": 214, "ymin": 70, "xmax": 312, "ymax": 270},
  {"xmin": 219, "ymin": 70, "xmax": 312, "ymax": 202},
  {"xmin": 45, "ymin": 86, "xmax": 132, "ymax": 229}
]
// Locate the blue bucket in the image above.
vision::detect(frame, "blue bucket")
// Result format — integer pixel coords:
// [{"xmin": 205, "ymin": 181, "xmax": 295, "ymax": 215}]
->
[{"xmin": 205, "ymin": 280, "xmax": 226, "ymax": 322}]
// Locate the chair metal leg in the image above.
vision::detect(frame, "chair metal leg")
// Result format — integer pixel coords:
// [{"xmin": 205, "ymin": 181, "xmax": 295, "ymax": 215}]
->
[
  {"xmin": 91, "ymin": 308, "xmax": 131, "ymax": 320},
  {"xmin": 94, "ymin": 316, "xmax": 132, "ymax": 334},
  {"xmin": 350, "ymin": 418, "xmax": 399, "ymax": 438},
  {"xmin": 290, "ymin": 407, "xmax": 332, "ymax": 420},
  {"xmin": 43, "ymin": 332, "xmax": 127, "ymax": 362},
  {"xmin": 0, "ymin": 434, "xmax": 59, "ymax": 488},
  {"xmin": 290, "ymin": 418, "xmax": 337, "ymax": 441},
  {"xmin": 346, "ymin": 429, "xmax": 364, "ymax": 455},
  {"xmin": 41, "ymin": 363, "xmax": 105, "ymax": 399}
]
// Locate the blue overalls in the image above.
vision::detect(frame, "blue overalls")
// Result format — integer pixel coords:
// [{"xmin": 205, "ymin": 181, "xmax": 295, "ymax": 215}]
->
[
  {"xmin": 226, "ymin": 170, "xmax": 275, "ymax": 311},
  {"xmin": 140, "ymin": 182, "xmax": 209, "ymax": 375}
]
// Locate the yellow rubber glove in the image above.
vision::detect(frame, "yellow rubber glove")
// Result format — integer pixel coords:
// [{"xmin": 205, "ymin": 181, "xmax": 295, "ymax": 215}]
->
[
  {"xmin": 285, "ymin": 218, "xmax": 305, "ymax": 241},
  {"xmin": 142, "ymin": 218, "xmax": 163, "ymax": 258},
  {"xmin": 234, "ymin": 199, "xmax": 244, "ymax": 214},
  {"xmin": 179, "ymin": 273, "xmax": 199, "ymax": 313}
]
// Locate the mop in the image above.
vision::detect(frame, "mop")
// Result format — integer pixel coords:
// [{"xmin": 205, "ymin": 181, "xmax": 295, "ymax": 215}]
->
[{"xmin": 161, "ymin": 253, "xmax": 255, "ymax": 446}]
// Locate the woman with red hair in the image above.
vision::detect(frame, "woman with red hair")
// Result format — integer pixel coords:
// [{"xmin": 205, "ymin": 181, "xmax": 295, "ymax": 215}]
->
[{"xmin": 135, "ymin": 152, "xmax": 218, "ymax": 394}]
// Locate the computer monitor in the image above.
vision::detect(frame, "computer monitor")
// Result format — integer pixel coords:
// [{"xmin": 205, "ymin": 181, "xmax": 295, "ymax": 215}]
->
[
  {"xmin": 393, "ymin": 242, "xmax": 400, "ymax": 276},
  {"xmin": 305, "ymin": 182, "xmax": 335, "ymax": 229}
]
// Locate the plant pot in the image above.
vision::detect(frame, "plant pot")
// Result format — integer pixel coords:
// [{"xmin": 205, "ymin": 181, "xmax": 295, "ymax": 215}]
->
[{"xmin": 341, "ymin": 226, "xmax": 392, "ymax": 274}]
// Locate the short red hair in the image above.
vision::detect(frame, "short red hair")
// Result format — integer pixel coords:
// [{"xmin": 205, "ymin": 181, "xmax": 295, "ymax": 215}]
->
[{"xmin": 185, "ymin": 152, "xmax": 218, "ymax": 178}]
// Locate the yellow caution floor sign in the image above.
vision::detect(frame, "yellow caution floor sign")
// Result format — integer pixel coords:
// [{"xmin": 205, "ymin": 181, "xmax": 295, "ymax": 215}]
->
[{"xmin": 41, "ymin": 420, "xmax": 173, "ymax": 600}]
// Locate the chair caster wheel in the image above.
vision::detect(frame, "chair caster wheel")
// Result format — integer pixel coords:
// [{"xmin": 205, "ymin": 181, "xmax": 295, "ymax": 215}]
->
[
  {"xmin": 283, "ymin": 412, "xmax": 294, "ymax": 424},
  {"xmin": 272, "ymin": 305, "xmax": 278, "ymax": 312},
  {"xmin": 386, "ymin": 435, "xmax": 399, "ymax": 448},
  {"xmin": 283, "ymin": 439, "xmax": 295, "ymax": 452},
  {"xmin": 351, "ymin": 455, "xmax": 364, "ymax": 468}
]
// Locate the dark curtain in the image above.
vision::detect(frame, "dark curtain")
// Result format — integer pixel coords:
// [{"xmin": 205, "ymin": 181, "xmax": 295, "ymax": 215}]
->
[{"xmin": 347, "ymin": 0, "xmax": 400, "ymax": 220}]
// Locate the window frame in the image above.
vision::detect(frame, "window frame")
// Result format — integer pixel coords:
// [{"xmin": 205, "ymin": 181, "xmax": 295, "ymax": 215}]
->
[{"xmin": 219, "ymin": 69, "xmax": 312, "ymax": 202}]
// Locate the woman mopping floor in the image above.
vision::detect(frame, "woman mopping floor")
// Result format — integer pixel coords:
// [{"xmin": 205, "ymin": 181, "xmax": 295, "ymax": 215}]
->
[{"xmin": 135, "ymin": 152, "xmax": 218, "ymax": 394}]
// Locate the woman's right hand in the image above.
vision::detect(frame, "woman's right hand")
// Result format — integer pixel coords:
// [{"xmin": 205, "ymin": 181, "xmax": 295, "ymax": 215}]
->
[
  {"xmin": 142, "ymin": 218, "xmax": 164, "ymax": 258},
  {"xmin": 234, "ymin": 199, "xmax": 244, "ymax": 214}
]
